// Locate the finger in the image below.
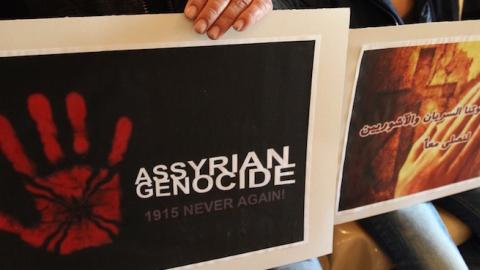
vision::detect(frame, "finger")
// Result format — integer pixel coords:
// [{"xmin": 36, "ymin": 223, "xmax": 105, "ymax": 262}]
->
[
  {"xmin": 193, "ymin": 0, "xmax": 230, "ymax": 34},
  {"xmin": 0, "ymin": 212, "xmax": 23, "ymax": 234},
  {"xmin": 232, "ymin": 0, "xmax": 272, "ymax": 32},
  {"xmin": 0, "ymin": 115, "xmax": 36, "ymax": 177},
  {"xmin": 66, "ymin": 92, "xmax": 89, "ymax": 155},
  {"xmin": 28, "ymin": 94, "xmax": 64, "ymax": 164},
  {"xmin": 184, "ymin": 0, "xmax": 208, "ymax": 20},
  {"xmin": 108, "ymin": 117, "xmax": 133, "ymax": 166},
  {"xmin": 207, "ymin": 0, "xmax": 253, "ymax": 40}
]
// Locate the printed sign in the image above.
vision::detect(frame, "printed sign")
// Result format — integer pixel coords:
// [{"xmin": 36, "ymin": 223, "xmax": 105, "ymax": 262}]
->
[
  {"xmin": 0, "ymin": 10, "xmax": 350, "ymax": 269},
  {"xmin": 336, "ymin": 21, "xmax": 480, "ymax": 223}
]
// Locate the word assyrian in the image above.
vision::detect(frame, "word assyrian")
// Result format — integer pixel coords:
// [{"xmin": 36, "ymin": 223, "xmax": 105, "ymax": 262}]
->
[{"xmin": 135, "ymin": 146, "xmax": 296, "ymax": 199}]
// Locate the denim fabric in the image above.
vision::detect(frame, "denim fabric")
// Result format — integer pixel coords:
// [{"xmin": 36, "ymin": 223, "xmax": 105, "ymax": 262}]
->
[
  {"xmin": 358, "ymin": 203, "xmax": 468, "ymax": 270},
  {"xmin": 272, "ymin": 258, "xmax": 322, "ymax": 270}
]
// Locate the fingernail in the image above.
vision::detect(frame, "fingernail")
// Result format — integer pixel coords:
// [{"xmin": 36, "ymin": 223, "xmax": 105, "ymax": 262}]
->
[
  {"xmin": 194, "ymin": 19, "xmax": 208, "ymax": 34},
  {"xmin": 208, "ymin": 26, "xmax": 220, "ymax": 40},
  {"xmin": 185, "ymin": 5, "xmax": 197, "ymax": 20},
  {"xmin": 233, "ymin": 20, "xmax": 244, "ymax": 31}
]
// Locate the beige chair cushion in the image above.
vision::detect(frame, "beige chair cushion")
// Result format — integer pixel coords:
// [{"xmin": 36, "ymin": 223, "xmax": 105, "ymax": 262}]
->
[{"xmin": 320, "ymin": 208, "xmax": 472, "ymax": 270}]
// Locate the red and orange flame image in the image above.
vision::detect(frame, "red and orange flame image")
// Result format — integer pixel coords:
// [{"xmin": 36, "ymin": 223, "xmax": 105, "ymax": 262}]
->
[{"xmin": 340, "ymin": 41, "xmax": 480, "ymax": 211}]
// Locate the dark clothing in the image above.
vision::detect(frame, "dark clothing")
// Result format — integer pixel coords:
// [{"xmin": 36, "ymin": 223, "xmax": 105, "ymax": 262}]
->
[
  {"xmin": 274, "ymin": 0, "xmax": 459, "ymax": 28},
  {"xmin": 0, "ymin": 0, "xmax": 461, "ymax": 28},
  {"xmin": 463, "ymin": 0, "xmax": 480, "ymax": 20},
  {"xmin": 0, "ymin": 0, "xmax": 187, "ymax": 19}
]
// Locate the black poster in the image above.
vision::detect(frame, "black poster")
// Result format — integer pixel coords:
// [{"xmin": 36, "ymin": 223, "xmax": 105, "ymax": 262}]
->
[{"xmin": 0, "ymin": 40, "xmax": 315, "ymax": 269}]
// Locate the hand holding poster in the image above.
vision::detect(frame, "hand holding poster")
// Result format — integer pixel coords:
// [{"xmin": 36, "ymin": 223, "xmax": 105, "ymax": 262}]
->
[
  {"xmin": 0, "ymin": 10, "xmax": 350, "ymax": 269},
  {"xmin": 337, "ymin": 20, "xmax": 480, "ymax": 223}
]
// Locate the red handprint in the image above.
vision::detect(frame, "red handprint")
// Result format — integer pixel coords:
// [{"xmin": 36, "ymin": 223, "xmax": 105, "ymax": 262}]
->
[{"xmin": 0, "ymin": 92, "xmax": 132, "ymax": 255}]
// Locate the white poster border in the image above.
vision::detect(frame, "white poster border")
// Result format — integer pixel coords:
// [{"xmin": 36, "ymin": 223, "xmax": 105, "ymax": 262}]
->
[
  {"xmin": 0, "ymin": 9, "xmax": 350, "ymax": 269},
  {"xmin": 336, "ymin": 21, "xmax": 480, "ymax": 224}
]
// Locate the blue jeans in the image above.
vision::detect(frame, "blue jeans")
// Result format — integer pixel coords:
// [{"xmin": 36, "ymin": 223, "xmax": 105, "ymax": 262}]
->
[
  {"xmin": 275, "ymin": 190, "xmax": 480, "ymax": 270},
  {"xmin": 272, "ymin": 258, "xmax": 322, "ymax": 270},
  {"xmin": 359, "ymin": 202, "xmax": 469, "ymax": 270}
]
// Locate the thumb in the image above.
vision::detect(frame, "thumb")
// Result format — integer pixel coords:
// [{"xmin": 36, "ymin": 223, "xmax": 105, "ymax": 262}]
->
[{"xmin": 0, "ymin": 212, "xmax": 24, "ymax": 235}]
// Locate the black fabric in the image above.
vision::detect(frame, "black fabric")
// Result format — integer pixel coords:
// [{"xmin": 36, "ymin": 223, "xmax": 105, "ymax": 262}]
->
[
  {"xmin": 425, "ymin": 0, "xmax": 459, "ymax": 21},
  {"xmin": 0, "ymin": 2, "xmax": 31, "ymax": 19},
  {"xmin": 1, "ymin": 0, "xmax": 460, "ymax": 25},
  {"xmin": 463, "ymin": 0, "xmax": 480, "ymax": 20},
  {"xmin": 459, "ymin": 238, "xmax": 480, "ymax": 269},
  {"xmin": 273, "ymin": 0, "xmax": 403, "ymax": 27},
  {"xmin": 302, "ymin": 0, "xmax": 405, "ymax": 28},
  {"xmin": 275, "ymin": 0, "xmax": 459, "ymax": 28},
  {"xmin": 0, "ymin": 0, "xmax": 186, "ymax": 20},
  {"xmin": 145, "ymin": 0, "xmax": 187, "ymax": 13}
]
